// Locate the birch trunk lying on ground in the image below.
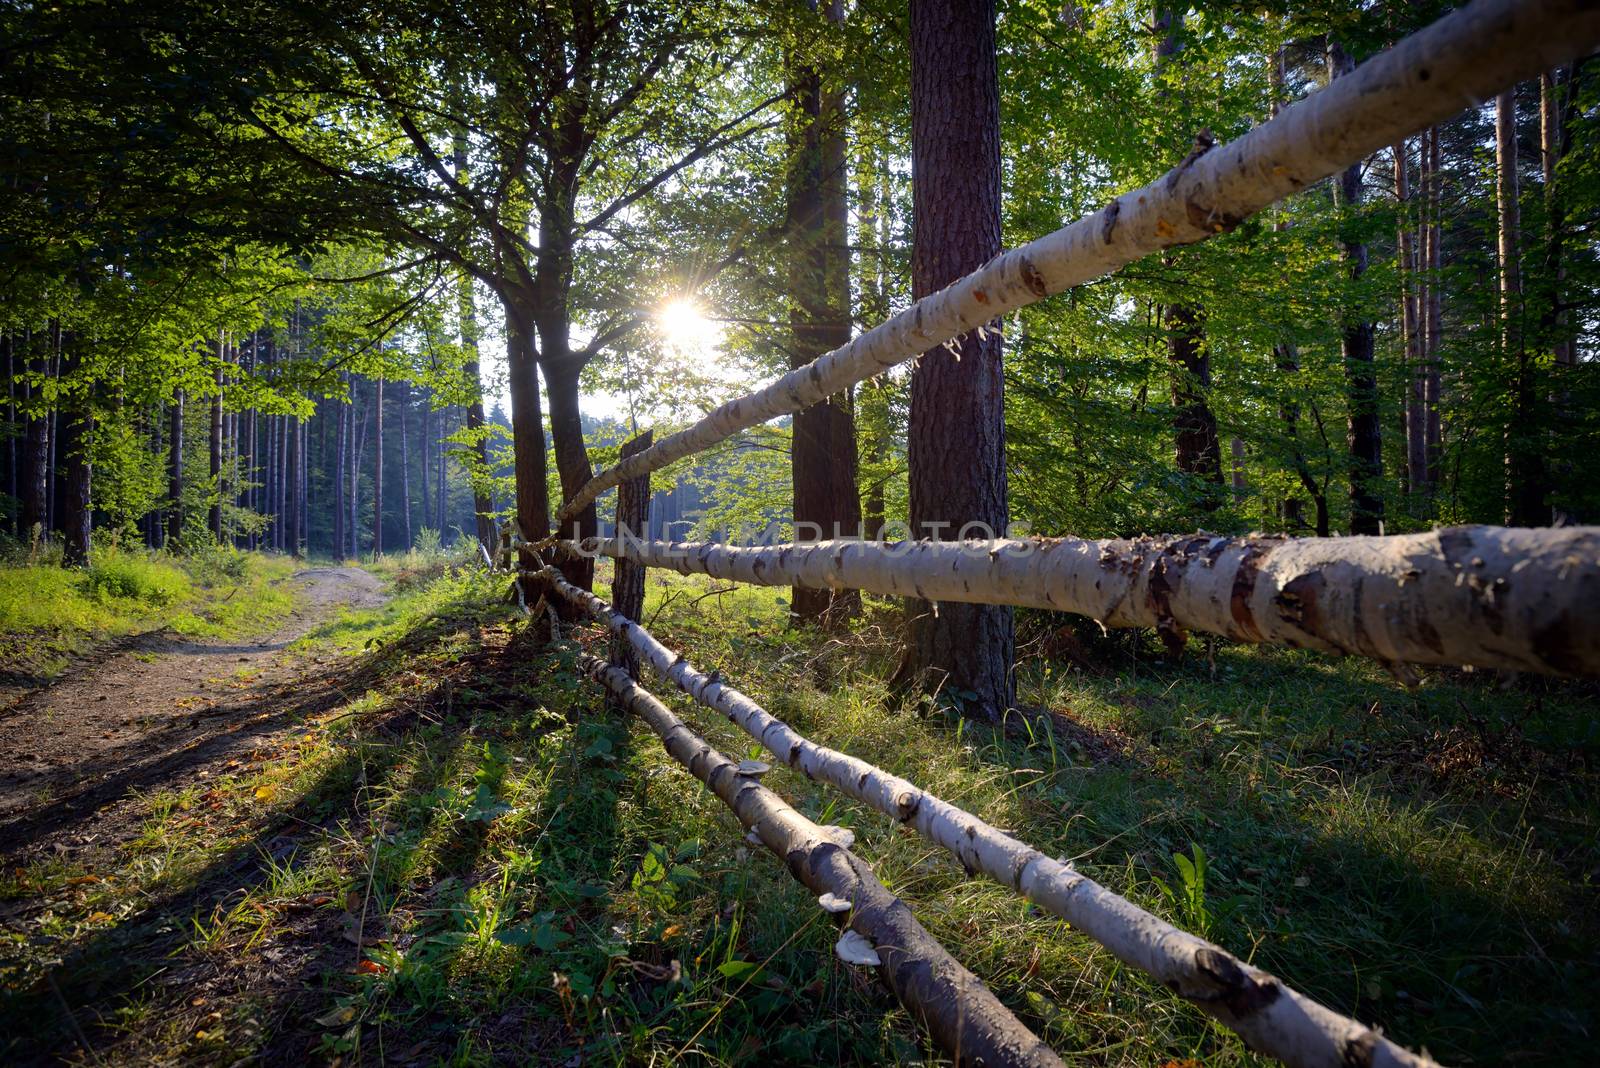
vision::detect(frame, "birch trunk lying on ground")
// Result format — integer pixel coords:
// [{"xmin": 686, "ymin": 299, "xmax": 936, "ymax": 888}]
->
[
  {"xmin": 558, "ymin": 0, "xmax": 1600, "ymax": 523},
  {"xmin": 573, "ymin": 525, "xmax": 1600, "ymax": 677},
  {"xmin": 582, "ymin": 656, "xmax": 1063, "ymax": 1068},
  {"xmin": 545, "ymin": 569, "xmax": 1439, "ymax": 1068}
]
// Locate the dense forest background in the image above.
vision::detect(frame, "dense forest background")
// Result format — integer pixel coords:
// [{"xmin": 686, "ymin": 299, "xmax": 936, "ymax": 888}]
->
[{"xmin": 1, "ymin": 0, "xmax": 1594, "ymax": 563}]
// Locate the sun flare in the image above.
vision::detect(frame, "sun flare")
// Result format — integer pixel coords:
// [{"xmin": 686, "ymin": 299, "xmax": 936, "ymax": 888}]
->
[{"xmin": 656, "ymin": 297, "xmax": 722, "ymax": 356}]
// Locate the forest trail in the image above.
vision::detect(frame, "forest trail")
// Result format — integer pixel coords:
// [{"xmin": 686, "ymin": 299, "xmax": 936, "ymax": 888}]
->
[{"xmin": 0, "ymin": 567, "xmax": 385, "ymax": 856}]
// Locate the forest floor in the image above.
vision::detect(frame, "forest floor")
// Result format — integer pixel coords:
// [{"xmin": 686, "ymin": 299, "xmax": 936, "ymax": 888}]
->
[
  {"xmin": 0, "ymin": 566, "xmax": 385, "ymax": 841},
  {"xmin": 0, "ymin": 558, "xmax": 1596, "ymax": 1067}
]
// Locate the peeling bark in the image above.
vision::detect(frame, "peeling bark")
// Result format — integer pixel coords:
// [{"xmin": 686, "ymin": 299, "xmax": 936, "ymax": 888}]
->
[
  {"xmin": 576, "ymin": 525, "xmax": 1600, "ymax": 678},
  {"xmin": 561, "ymin": 0, "xmax": 1600, "ymax": 521},
  {"xmin": 586, "ymin": 659, "xmax": 1063, "ymax": 1068},
  {"xmin": 546, "ymin": 572, "xmax": 1439, "ymax": 1068}
]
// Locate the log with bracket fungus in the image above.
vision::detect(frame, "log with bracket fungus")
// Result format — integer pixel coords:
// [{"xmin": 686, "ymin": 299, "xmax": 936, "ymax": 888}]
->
[
  {"xmin": 572, "ymin": 525, "xmax": 1600, "ymax": 678},
  {"xmin": 558, "ymin": 0, "xmax": 1600, "ymax": 523},
  {"xmin": 544, "ymin": 570, "xmax": 1441, "ymax": 1068},
  {"xmin": 582, "ymin": 657, "xmax": 1064, "ymax": 1068}
]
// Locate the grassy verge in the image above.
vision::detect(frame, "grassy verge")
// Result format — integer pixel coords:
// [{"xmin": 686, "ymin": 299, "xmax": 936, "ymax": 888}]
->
[
  {"xmin": 1, "ymin": 563, "xmax": 1593, "ymax": 1065},
  {"xmin": 0, "ymin": 544, "xmax": 298, "ymax": 686}
]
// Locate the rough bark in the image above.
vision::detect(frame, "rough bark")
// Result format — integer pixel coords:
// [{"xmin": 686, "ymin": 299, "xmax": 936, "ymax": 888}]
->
[
  {"xmin": 1327, "ymin": 40, "xmax": 1382, "ymax": 536},
  {"xmin": 458, "ymin": 273, "xmax": 496, "ymax": 554},
  {"xmin": 542, "ymin": 352, "xmax": 597, "ymax": 592},
  {"xmin": 333, "ymin": 384, "xmax": 346, "ymax": 559},
  {"xmin": 57, "ymin": 335, "xmax": 91, "ymax": 568},
  {"xmin": 546, "ymin": 571, "xmax": 1438, "ymax": 1068},
  {"xmin": 503, "ymin": 298, "xmax": 552, "ymax": 592},
  {"xmin": 1156, "ymin": 6, "xmax": 1223, "ymax": 497},
  {"xmin": 21, "ymin": 333, "xmax": 53, "ymax": 542},
  {"xmin": 585, "ymin": 658, "xmax": 1063, "ymax": 1068},
  {"xmin": 562, "ymin": 0, "xmax": 1600, "ymax": 520},
  {"xmin": 209, "ymin": 333, "xmax": 225, "ymax": 540},
  {"xmin": 1424, "ymin": 127, "xmax": 1443, "ymax": 488},
  {"xmin": 1499, "ymin": 89, "xmax": 1543, "ymax": 526},
  {"xmin": 373, "ymin": 375, "xmax": 384, "ymax": 557},
  {"xmin": 166, "ymin": 389, "xmax": 183, "ymax": 548},
  {"xmin": 419, "ymin": 387, "xmax": 432, "ymax": 533},
  {"xmin": 900, "ymin": 0, "xmax": 1014, "ymax": 719},
  {"xmin": 786, "ymin": 0, "xmax": 863, "ymax": 626},
  {"xmin": 1396, "ymin": 141, "xmax": 1428, "ymax": 503},
  {"xmin": 578, "ymin": 525, "xmax": 1600, "ymax": 678},
  {"xmin": 1542, "ymin": 69, "xmax": 1574, "ymax": 366},
  {"xmin": 397, "ymin": 381, "xmax": 412, "ymax": 550},
  {"xmin": 609, "ymin": 431, "xmax": 652, "ymax": 681}
]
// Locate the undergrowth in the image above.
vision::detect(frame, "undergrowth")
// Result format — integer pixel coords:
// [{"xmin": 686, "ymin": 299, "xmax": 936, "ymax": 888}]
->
[
  {"xmin": 1, "ymin": 563, "xmax": 1594, "ymax": 1065},
  {"xmin": 0, "ymin": 541, "xmax": 297, "ymax": 685}
]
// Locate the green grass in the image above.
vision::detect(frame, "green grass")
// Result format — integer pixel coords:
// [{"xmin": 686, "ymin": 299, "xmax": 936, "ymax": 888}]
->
[
  {"xmin": 0, "ymin": 544, "xmax": 298, "ymax": 680},
  {"xmin": 2, "ymin": 562, "xmax": 1594, "ymax": 1065}
]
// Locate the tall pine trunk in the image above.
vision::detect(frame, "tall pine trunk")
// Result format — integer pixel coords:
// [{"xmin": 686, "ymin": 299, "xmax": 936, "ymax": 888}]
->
[
  {"xmin": 167, "ymin": 389, "xmax": 183, "ymax": 547},
  {"xmin": 373, "ymin": 375, "xmax": 384, "ymax": 557},
  {"xmin": 419, "ymin": 387, "xmax": 432, "ymax": 533},
  {"xmin": 786, "ymin": 0, "xmax": 862, "ymax": 625},
  {"xmin": 900, "ymin": 0, "xmax": 1014, "ymax": 720},
  {"xmin": 57, "ymin": 333, "xmax": 91, "ymax": 568},
  {"xmin": 21, "ymin": 330, "xmax": 51, "ymax": 542},
  {"xmin": 1499, "ymin": 88, "xmax": 1544, "ymax": 525},
  {"xmin": 209, "ymin": 331, "xmax": 224, "ymax": 540},
  {"xmin": 399, "ymin": 381, "xmax": 412, "ymax": 550},
  {"xmin": 1424, "ymin": 127, "xmax": 1443, "ymax": 489},
  {"xmin": 1397, "ymin": 140, "xmax": 1429, "ymax": 506},
  {"xmin": 1329, "ymin": 39, "xmax": 1383, "ymax": 535}
]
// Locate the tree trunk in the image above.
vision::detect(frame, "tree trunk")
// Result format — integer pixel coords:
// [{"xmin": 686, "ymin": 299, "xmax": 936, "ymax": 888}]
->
[
  {"xmin": 3, "ymin": 332, "xmax": 13, "ymax": 537},
  {"xmin": 786, "ymin": 0, "xmax": 863, "ymax": 625},
  {"xmin": 1542, "ymin": 69, "xmax": 1574, "ymax": 367},
  {"xmin": 286, "ymin": 414, "xmax": 301, "ymax": 557},
  {"xmin": 1156, "ymin": 6, "xmax": 1223, "ymax": 501},
  {"xmin": 333, "ymin": 383, "xmax": 346, "ymax": 559},
  {"xmin": 610, "ymin": 430, "xmax": 653, "ymax": 683},
  {"xmin": 419, "ymin": 387, "xmax": 432, "ymax": 533},
  {"xmin": 902, "ymin": 0, "xmax": 1014, "ymax": 720},
  {"xmin": 1329, "ymin": 39, "xmax": 1383, "ymax": 535},
  {"xmin": 398, "ymin": 381, "xmax": 413, "ymax": 550},
  {"xmin": 457, "ymin": 272, "xmax": 496, "ymax": 553},
  {"xmin": 541, "ymin": 349, "xmax": 597, "ymax": 574},
  {"xmin": 503, "ymin": 296, "xmax": 552, "ymax": 589},
  {"xmin": 57, "ymin": 334, "xmax": 91, "ymax": 568},
  {"xmin": 1424, "ymin": 126, "xmax": 1443, "ymax": 490},
  {"xmin": 1500, "ymin": 88, "xmax": 1544, "ymax": 526},
  {"xmin": 1397, "ymin": 140, "xmax": 1429, "ymax": 506},
  {"xmin": 209, "ymin": 332, "xmax": 224, "ymax": 540},
  {"xmin": 21, "ymin": 332, "xmax": 51, "ymax": 542},
  {"xmin": 372, "ymin": 375, "xmax": 384, "ymax": 557}
]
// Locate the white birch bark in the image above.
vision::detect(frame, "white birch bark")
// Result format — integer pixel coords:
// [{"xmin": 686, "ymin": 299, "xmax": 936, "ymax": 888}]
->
[
  {"xmin": 585, "ymin": 657, "xmax": 1064, "ymax": 1068},
  {"xmin": 575, "ymin": 525, "xmax": 1600, "ymax": 678},
  {"xmin": 544, "ymin": 569, "xmax": 1439, "ymax": 1068},
  {"xmin": 559, "ymin": 0, "xmax": 1600, "ymax": 523}
]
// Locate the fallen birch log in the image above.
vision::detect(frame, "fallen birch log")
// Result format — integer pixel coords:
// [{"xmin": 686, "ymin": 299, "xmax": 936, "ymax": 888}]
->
[
  {"xmin": 558, "ymin": 0, "xmax": 1600, "ymax": 523},
  {"xmin": 572, "ymin": 525, "xmax": 1600, "ymax": 677},
  {"xmin": 546, "ymin": 569, "xmax": 1439, "ymax": 1068},
  {"xmin": 582, "ymin": 656, "xmax": 1064, "ymax": 1068}
]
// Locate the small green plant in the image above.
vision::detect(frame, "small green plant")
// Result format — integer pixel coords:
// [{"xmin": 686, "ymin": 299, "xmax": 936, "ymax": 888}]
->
[{"xmin": 1154, "ymin": 843, "xmax": 1212, "ymax": 937}]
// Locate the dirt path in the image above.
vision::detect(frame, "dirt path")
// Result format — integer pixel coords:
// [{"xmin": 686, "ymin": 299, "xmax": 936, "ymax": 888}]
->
[{"xmin": 0, "ymin": 567, "xmax": 386, "ymax": 856}]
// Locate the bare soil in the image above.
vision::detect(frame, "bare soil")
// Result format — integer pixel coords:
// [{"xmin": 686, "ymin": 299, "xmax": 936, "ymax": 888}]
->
[{"xmin": 0, "ymin": 567, "xmax": 385, "ymax": 857}]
